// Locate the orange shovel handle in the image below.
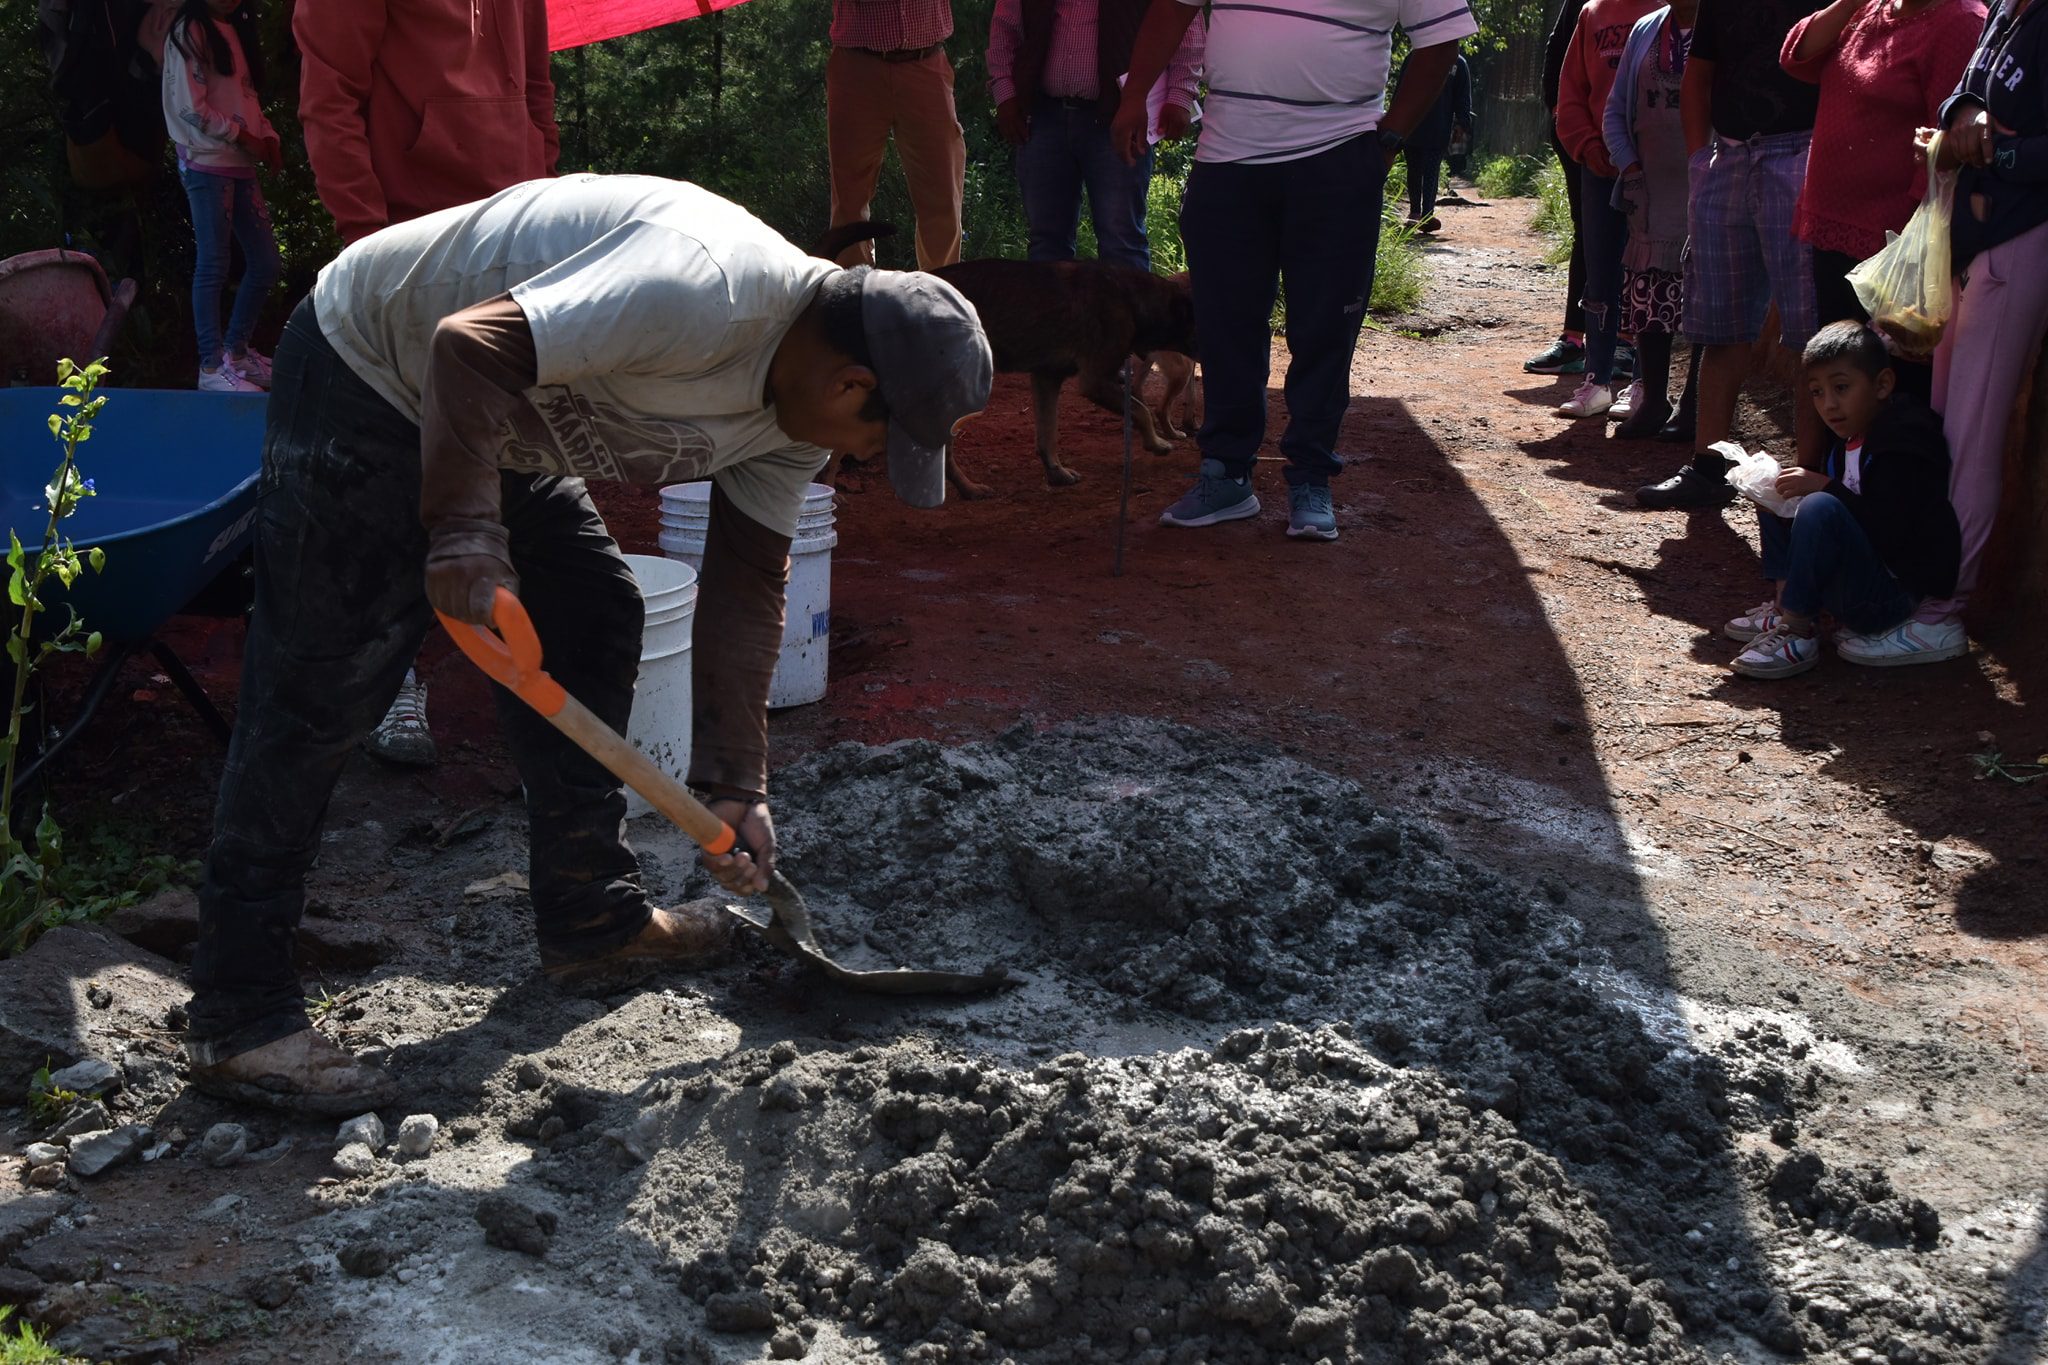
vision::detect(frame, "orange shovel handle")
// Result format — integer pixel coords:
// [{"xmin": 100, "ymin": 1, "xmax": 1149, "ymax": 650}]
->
[{"xmin": 437, "ymin": 587, "xmax": 737, "ymax": 857}]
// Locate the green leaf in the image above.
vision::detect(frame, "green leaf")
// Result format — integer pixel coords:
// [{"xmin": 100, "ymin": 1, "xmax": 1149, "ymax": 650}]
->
[
  {"xmin": 6, "ymin": 636, "xmax": 24, "ymax": 666},
  {"xmin": 87, "ymin": 547, "xmax": 104, "ymax": 574},
  {"xmin": 84, "ymin": 631, "xmax": 102, "ymax": 656},
  {"xmin": 46, "ymin": 414, "xmax": 60, "ymax": 439},
  {"xmin": 59, "ymin": 394, "xmax": 81, "ymax": 407},
  {"xmin": 6, "ymin": 566, "xmax": 24, "ymax": 608},
  {"xmin": 56, "ymin": 358, "xmax": 73, "ymax": 383}
]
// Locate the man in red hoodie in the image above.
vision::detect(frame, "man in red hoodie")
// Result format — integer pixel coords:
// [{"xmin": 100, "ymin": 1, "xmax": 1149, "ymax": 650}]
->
[
  {"xmin": 295, "ymin": 0, "xmax": 563, "ymax": 766},
  {"xmin": 1552, "ymin": 0, "xmax": 1661, "ymax": 422}
]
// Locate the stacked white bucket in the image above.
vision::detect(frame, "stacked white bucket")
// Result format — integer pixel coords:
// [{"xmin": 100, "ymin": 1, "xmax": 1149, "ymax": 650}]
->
[
  {"xmin": 658, "ymin": 481, "xmax": 838, "ymax": 709},
  {"xmin": 620, "ymin": 554, "xmax": 697, "ymax": 819}
]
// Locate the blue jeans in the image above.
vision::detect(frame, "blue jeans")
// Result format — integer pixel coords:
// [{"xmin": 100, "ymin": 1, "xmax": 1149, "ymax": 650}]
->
[
  {"xmin": 1579, "ymin": 171, "xmax": 1628, "ymax": 385},
  {"xmin": 1016, "ymin": 101, "xmax": 1154, "ymax": 270},
  {"xmin": 1180, "ymin": 133, "xmax": 1387, "ymax": 487},
  {"xmin": 1759, "ymin": 492, "xmax": 1918, "ymax": 633},
  {"xmin": 180, "ymin": 164, "xmax": 281, "ymax": 368}
]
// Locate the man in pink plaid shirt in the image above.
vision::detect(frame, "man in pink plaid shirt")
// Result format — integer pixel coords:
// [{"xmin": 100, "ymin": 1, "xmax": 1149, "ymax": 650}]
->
[
  {"xmin": 827, "ymin": 0, "xmax": 967, "ymax": 270},
  {"xmin": 987, "ymin": 0, "xmax": 1204, "ymax": 270}
]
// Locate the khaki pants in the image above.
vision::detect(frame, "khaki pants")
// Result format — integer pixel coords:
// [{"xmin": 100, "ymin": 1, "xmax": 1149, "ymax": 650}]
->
[{"xmin": 826, "ymin": 47, "xmax": 966, "ymax": 270}]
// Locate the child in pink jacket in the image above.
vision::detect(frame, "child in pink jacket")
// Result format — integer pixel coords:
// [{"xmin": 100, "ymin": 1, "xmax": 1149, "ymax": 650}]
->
[{"xmin": 162, "ymin": 0, "xmax": 283, "ymax": 393}]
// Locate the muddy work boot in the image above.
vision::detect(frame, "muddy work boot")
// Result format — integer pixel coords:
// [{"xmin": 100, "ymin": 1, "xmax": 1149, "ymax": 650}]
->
[
  {"xmin": 543, "ymin": 903, "xmax": 735, "ymax": 993},
  {"xmin": 186, "ymin": 1028, "xmax": 399, "ymax": 1116}
]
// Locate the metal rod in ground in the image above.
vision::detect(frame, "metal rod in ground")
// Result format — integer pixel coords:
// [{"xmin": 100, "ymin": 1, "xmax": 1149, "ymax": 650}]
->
[{"xmin": 1114, "ymin": 360, "xmax": 1134, "ymax": 578}]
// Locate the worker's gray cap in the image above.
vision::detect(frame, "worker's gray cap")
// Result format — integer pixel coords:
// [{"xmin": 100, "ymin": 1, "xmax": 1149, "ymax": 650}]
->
[{"xmin": 857, "ymin": 267, "xmax": 993, "ymax": 509}]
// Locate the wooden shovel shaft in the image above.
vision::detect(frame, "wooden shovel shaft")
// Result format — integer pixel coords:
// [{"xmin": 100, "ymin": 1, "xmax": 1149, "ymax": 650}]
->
[{"xmin": 546, "ymin": 693, "xmax": 737, "ymax": 857}]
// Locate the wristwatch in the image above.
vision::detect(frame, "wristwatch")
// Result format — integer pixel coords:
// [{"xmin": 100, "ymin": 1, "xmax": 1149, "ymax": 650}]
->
[{"xmin": 1377, "ymin": 128, "xmax": 1407, "ymax": 154}]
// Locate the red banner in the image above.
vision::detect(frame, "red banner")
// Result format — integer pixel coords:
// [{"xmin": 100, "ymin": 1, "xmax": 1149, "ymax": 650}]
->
[{"xmin": 549, "ymin": 0, "xmax": 754, "ymax": 51}]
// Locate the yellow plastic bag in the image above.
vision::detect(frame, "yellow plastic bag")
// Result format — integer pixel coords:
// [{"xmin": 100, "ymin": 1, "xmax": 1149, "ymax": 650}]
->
[{"xmin": 1847, "ymin": 134, "xmax": 1955, "ymax": 358}]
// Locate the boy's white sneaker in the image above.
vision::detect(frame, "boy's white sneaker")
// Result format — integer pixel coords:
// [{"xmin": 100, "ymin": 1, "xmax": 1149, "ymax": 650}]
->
[
  {"xmin": 1723, "ymin": 600, "xmax": 1783, "ymax": 643},
  {"xmin": 1610, "ymin": 380, "xmax": 1643, "ymax": 421},
  {"xmin": 198, "ymin": 364, "xmax": 262, "ymax": 394},
  {"xmin": 1558, "ymin": 382, "xmax": 1613, "ymax": 419},
  {"xmin": 1731, "ymin": 626, "xmax": 1820, "ymax": 679},
  {"xmin": 1836, "ymin": 618, "xmax": 1968, "ymax": 668}
]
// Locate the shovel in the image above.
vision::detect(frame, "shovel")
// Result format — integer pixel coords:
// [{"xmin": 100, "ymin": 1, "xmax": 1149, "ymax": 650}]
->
[{"xmin": 438, "ymin": 587, "xmax": 1013, "ymax": 997}]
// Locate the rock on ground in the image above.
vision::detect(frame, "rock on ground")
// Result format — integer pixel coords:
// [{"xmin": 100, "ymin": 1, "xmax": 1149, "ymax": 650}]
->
[
  {"xmin": 475, "ymin": 1195, "xmax": 556, "ymax": 1256},
  {"xmin": 0, "ymin": 927, "xmax": 185, "ymax": 1093},
  {"xmin": 395, "ymin": 1114, "xmax": 439, "ymax": 1156},
  {"xmin": 66, "ymin": 1125, "xmax": 151, "ymax": 1178}
]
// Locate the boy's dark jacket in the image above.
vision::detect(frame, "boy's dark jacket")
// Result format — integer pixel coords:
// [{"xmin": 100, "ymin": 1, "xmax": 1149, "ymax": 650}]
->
[{"xmin": 1819, "ymin": 396, "xmax": 1961, "ymax": 599}]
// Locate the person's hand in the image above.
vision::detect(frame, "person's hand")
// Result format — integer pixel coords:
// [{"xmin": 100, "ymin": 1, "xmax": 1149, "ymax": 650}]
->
[
  {"xmin": 1157, "ymin": 102, "xmax": 1192, "ymax": 142},
  {"xmin": 702, "ymin": 798, "xmax": 775, "ymax": 896},
  {"xmin": 1775, "ymin": 467, "xmax": 1830, "ymax": 497},
  {"xmin": 1935, "ymin": 106, "xmax": 2004, "ymax": 170},
  {"xmin": 1617, "ymin": 165, "xmax": 1648, "ymax": 234},
  {"xmin": 424, "ymin": 520, "xmax": 518, "ymax": 625},
  {"xmin": 1109, "ymin": 95, "xmax": 1150, "ymax": 166},
  {"xmin": 235, "ymin": 124, "xmax": 283, "ymax": 173},
  {"xmin": 995, "ymin": 99, "xmax": 1029, "ymax": 148}
]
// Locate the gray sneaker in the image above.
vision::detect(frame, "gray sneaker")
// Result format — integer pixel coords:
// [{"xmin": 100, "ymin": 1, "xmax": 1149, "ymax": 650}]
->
[
  {"xmin": 368, "ymin": 670, "xmax": 436, "ymax": 767},
  {"xmin": 1159, "ymin": 460, "xmax": 1259, "ymax": 528},
  {"xmin": 1286, "ymin": 483, "xmax": 1338, "ymax": 541}
]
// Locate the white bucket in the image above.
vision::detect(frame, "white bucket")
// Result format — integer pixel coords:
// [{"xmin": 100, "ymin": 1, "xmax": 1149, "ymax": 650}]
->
[
  {"xmin": 621, "ymin": 553, "xmax": 697, "ymax": 819},
  {"xmin": 657, "ymin": 481, "xmax": 836, "ymax": 709}
]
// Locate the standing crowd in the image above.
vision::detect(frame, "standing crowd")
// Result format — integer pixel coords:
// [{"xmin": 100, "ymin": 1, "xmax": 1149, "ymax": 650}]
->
[{"xmin": 1532, "ymin": 0, "xmax": 2045, "ymax": 679}]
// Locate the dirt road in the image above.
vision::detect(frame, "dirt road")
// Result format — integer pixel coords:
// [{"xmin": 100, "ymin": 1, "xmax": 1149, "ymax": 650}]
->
[{"xmin": 7, "ymin": 193, "xmax": 2043, "ymax": 1363}]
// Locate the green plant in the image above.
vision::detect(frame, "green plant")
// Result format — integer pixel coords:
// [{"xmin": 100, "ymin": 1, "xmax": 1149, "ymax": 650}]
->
[
  {"xmin": 4, "ymin": 359, "xmax": 110, "ymax": 953},
  {"xmin": 26, "ymin": 1064, "xmax": 80, "ymax": 1127},
  {"xmin": 1531, "ymin": 155, "xmax": 1574, "ymax": 265},
  {"xmin": 1372, "ymin": 211, "xmax": 1429, "ymax": 315},
  {"xmin": 1971, "ymin": 749, "xmax": 2048, "ymax": 785},
  {"xmin": 1476, "ymin": 153, "xmax": 1544, "ymax": 198},
  {"xmin": 0, "ymin": 1308, "xmax": 66, "ymax": 1365}
]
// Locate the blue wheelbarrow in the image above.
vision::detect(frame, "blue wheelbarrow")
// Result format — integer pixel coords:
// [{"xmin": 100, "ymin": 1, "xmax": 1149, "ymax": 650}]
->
[{"xmin": 3, "ymin": 388, "xmax": 265, "ymax": 797}]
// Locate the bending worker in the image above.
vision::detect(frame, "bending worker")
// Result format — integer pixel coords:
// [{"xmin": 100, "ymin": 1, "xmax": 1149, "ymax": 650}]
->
[{"xmin": 181, "ymin": 174, "xmax": 993, "ymax": 1114}]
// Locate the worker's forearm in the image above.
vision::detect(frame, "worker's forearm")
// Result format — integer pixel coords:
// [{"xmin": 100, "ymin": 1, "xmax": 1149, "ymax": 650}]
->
[
  {"xmin": 1121, "ymin": 0, "xmax": 1200, "ymax": 113},
  {"xmin": 1382, "ymin": 42, "xmax": 1458, "ymax": 140},
  {"xmin": 419, "ymin": 294, "xmax": 536, "ymax": 534},
  {"xmin": 688, "ymin": 484, "xmax": 789, "ymax": 802},
  {"xmin": 1789, "ymin": 0, "xmax": 1860, "ymax": 65}
]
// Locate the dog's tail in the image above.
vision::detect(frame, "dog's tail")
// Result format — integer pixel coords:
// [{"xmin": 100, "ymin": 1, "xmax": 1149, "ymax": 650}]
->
[{"xmin": 809, "ymin": 221, "xmax": 899, "ymax": 262}]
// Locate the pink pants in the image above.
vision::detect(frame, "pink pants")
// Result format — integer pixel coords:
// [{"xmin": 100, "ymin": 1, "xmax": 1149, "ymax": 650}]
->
[{"xmin": 1924, "ymin": 216, "xmax": 2048, "ymax": 621}]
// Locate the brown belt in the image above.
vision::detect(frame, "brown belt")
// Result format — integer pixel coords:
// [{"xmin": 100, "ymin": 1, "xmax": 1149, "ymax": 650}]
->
[{"xmin": 852, "ymin": 43, "xmax": 942, "ymax": 63}]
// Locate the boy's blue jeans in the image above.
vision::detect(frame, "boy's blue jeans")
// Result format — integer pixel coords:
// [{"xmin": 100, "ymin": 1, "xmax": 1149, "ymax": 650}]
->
[
  {"xmin": 1759, "ymin": 492, "xmax": 1918, "ymax": 634},
  {"xmin": 180, "ymin": 164, "xmax": 282, "ymax": 368},
  {"xmin": 1016, "ymin": 102, "xmax": 1154, "ymax": 271},
  {"xmin": 1180, "ymin": 132, "xmax": 1386, "ymax": 488}
]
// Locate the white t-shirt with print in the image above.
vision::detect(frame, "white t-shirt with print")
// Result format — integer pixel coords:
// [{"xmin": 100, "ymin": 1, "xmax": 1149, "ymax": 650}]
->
[
  {"xmin": 1177, "ymin": 0, "xmax": 1479, "ymax": 165},
  {"xmin": 312, "ymin": 175, "xmax": 837, "ymax": 537}
]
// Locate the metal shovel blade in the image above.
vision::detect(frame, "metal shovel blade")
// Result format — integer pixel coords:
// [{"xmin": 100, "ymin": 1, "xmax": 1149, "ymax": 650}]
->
[{"xmin": 724, "ymin": 872, "xmax": 1016, "ymax": 996}]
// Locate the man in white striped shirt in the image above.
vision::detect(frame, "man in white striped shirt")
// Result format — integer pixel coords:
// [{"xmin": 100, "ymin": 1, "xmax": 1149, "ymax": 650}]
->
[{"xmin": 1112, "ymin": 0, "xmax": 1478, "ymax": 540}]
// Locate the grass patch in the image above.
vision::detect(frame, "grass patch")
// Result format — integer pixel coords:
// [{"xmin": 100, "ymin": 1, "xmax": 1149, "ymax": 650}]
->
[
  {"xmin": 0, "ymin": 1309, "xmax": 66, "ymax": 1365},
  {"xmin": 1475, "ymin": 154, "xmax": 1546, "ymax": 199},
  {"xmin": 4, "ymin": 815, "xmax": 197, "ymax": 956},
  {"xmin": 1371, "ymin": 213, "xmax": 1428, "ymax": 314},
  {"xmin": 1531, "ymin": 156, "xmax": 1574, "ymax": 265}
]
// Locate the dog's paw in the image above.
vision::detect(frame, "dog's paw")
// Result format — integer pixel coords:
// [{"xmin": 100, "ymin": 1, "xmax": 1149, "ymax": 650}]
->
[{"xmin": 1047, "ymin": 465, "xmax": 1082, "ymax": 488}]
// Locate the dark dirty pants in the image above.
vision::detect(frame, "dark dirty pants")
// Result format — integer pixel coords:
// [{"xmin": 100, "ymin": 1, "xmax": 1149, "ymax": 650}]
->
[
  {"xmin": 1551, "ymin": 134, "xmax": 1588, "ymax": 338},
  {"xmin": 1404, "ymin": 145, "xmax": 1444, "ymax": 221},
  {"xmin": 1179, "ymin": 132, "xmax": 1388, "ymax": 488},
  {"xmin": 186, "ymin": 298, "xmax": 652, "ymax": 1063}
]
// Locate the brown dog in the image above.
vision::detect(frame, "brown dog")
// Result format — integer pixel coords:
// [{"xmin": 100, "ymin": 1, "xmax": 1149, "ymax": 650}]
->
[
  {"xmin": 811, "ymin": 224, "xmax": 1198, "ymax": 496},
  {"xmin": 1145, "ymin": 347, "xmax": 1200, "ymax": 441},
  {"xmin": 932, "ymin": 258, "xmax": 1197, "ymax": 491}
]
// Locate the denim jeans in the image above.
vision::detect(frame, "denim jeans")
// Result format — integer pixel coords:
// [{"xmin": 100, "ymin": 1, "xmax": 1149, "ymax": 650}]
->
[
  {"xmin": 1179, "ymin": 133, "xmax": 1387, "ymax": 487},
  {"xmin": 186, "ymin": 298, "xmax": 654, "ymax": 1062},
  {"xmin": 1016, "ymin": 101, "xmax": 1154, "ymax": 270},
  {"xmin": 179, "ymin": 163, "xmax": 282, "ymax": 368},
  {"xmin": 1578, "ymin": 171, "xmax": 1628, "ymax": 385},
  {"xmin": 1404, "ymin": 146, "xmax": 1444, "ymax": 220},
  {"xmin": 1758, "ymin": 492, "xmax": 1918, "ymax": 633}
]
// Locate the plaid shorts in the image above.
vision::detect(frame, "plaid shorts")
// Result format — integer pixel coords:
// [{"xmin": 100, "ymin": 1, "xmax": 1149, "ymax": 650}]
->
[{"xmin": 1682, "ymin": 132, "xmax": 1817, "ymax": 349}]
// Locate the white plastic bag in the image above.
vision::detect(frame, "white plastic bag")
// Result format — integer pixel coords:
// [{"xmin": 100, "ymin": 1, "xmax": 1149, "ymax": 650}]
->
[
  {"xmin": 1847, "ymin": 134, "xmax": 1954, "ymax": 358},
  {"xmin": 1717, "ymin": 441, "xmax": 1804, "ymax": 518}
]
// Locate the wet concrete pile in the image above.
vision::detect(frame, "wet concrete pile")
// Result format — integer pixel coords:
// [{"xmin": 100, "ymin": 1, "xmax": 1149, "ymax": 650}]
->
[
  {"xmin": 316, "ymin": 720, "xmax": 1997, "ymax": 1364},
  {"xmin": 638, "ymin": 1026, "xmax": 1692, "ymax": 1365}
]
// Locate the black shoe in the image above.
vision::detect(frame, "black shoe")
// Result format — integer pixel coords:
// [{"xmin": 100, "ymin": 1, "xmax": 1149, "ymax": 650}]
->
[
  {"xmin": 1655, "ymin": 412, "xmax": 1696, "ymax": 444},
  {"xmin": 1615, "ymin": 400, "xmax": 1673, "ymax": 441},
  {"xmin": 1612, "ymin": 343, "xmax": 1638, "ymax": 382},
  {"xmin": 1636, "ymin": 460, "xmax": 1735, "ymax": 510},
  {"xmin": 1525, "ymin": 336, "xmax": 1587, "ymax": 375}
]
